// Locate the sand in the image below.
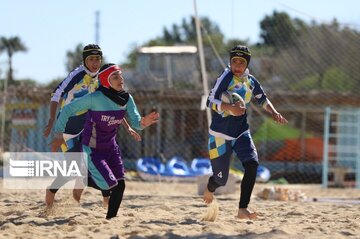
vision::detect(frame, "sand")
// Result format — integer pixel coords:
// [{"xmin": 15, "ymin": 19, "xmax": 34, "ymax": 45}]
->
[{"xmin": 1, "ymin": 179, "xmax": 359, "ymax": 239}]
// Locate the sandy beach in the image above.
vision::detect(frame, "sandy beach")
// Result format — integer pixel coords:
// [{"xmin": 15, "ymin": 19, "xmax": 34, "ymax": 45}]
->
[{"xmin": 1, "ymin": 178, "xmax": 359, "ymax": 239}]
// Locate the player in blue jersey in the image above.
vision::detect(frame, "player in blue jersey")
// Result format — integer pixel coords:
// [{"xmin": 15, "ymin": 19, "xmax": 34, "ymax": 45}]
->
[
  {"xmin": 203, "ymin": 45, "xmax": 287, "ymax": 219},
  {"xmin": 50, "ymin": 63, "xmax": 159, "ymax": 219},
  {"xmin": 44, "ymin": 44, "xmax": 140, "ymax": 208}
]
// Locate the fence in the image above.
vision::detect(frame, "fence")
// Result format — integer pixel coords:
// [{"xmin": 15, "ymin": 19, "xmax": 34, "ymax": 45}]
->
[
  {"xmin": 322, "ymin": 107, "xmax": 360, "ymax": 188},
  {"xmin": 1, "ymin": 86, "xmax": 359, "ymax": 184}
]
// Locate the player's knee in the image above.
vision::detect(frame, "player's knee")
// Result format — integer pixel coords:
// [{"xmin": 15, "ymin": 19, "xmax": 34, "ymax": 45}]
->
[
  {"xmin": 217, "ymin": 177, "xmax": 228, "ymax": 187},
  {"xmin": 101, "ymin": 190, "xmax": 111, "ymax": 197},
  {"xmin": 243, "ymin": 161, "xmax": 258, "ymax": 175},
  {"xmin": 111, "ymin": 180, "xmax": 125, "ymax": 193},
  {"xmin": 207, "ymin": 175, "xmax": 227, "ymax": 192},
  {"xmin": 118, "ymin": 180, "xmax": 125, "ymax": 191}
]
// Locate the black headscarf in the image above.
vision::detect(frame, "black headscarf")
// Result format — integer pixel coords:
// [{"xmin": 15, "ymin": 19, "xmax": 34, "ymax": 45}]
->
[{"xmin": 97, "ymin": 85, "xmax": 129, "ymax": 106}]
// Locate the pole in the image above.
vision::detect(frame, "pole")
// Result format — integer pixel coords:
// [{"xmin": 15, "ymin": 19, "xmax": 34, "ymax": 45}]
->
[
  {"xmin": 1, "ymin": 72, "xmax": 8, "ymax": 152},
  {"xmin": 95, "ymin": 11, "xmax": 100, "ymax": 45},
  {"xmin": 193, "ymin": 0, "xmax": 211, "ymax": 127},
  {"xmin": 322, "ymin": 107, "xmax": 330, "ymax": 188},
  {"xmin": 356, "ymin": 109, "xmax": 360, "ymax": 188}
]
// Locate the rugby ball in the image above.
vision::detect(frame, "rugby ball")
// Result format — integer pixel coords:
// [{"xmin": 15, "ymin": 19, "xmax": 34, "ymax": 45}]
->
[{"xmin": 220, "ymin": 91, "xmax": 245, "ymax": 115}]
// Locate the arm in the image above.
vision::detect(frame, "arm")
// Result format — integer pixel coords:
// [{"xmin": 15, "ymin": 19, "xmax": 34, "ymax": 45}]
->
[
  {"xmin": 44, "ymin": 68, "xmax": 82, "ymax": 137},
  {"xmin": 220, "ymin": 102, "xmax": 246, "ymax": 116},
  {"xmin": 126, "ymin": 95, "xmax": 159, "ymax": 130},
  {"xmin": 140, "ymin": 112, "xmax": 159, "ymax": 128},
  {"xmin": 54, "ymin": 94, "xmax": 92, "ymax": 133},
  {"xmin": 263, "ymin": 99, "xmax": 288, "ymax": 124},
  {"xmin": 252, "ymin": 78, "xmax": 287, "ymax": 124},
  {"xmin": 207, "ymin": 85, "xmax": 227, "ymax": 114},
  {"xmin": 50, "ymin": 94, "xmax": 92, "ymax": 151},
  {"xmin": 207, "ymin": 70, "xmax": 245, "ymax": 116},
  {"xmin": 122, "ymin": 118, "xmax": 141, "ymax": 141},
  {"xmin": 43, "ymin": 101, "xmax": 59, "ymax": 137}
]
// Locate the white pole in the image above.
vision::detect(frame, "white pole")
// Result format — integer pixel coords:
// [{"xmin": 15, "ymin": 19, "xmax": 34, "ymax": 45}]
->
[
  {"xmin": 95, "ymin": 11, "xmax": 100, "ymax": 45},
  {"xmin": 165, "ymin": 55, "xmax": 173, "ymax": 88},
  {"xmin": 193, "ymin": 0, "xmax": 211, "ymax": 127},
  {"xmin": 1, "ymin": 73, "xmax": 8, "ymax": 152},
  {"xmin": 322, "ymin": 107, "xmax": 330, "ymax": 188}
]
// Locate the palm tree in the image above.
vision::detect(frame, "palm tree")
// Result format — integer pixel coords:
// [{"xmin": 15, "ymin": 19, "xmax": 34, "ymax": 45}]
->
[{"xmin": 0, "ymin": 36, "xmax": 27, "ymax": 84}]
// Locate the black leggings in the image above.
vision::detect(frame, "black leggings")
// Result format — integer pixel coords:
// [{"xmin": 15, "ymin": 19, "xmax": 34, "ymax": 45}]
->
[
  {"xmin": 106, "ymin": 180, "xmax": 125, "ymax": 219},
  {"xmin": 88, "ymin": 177, "xmax": 125, "ymax": 219},
  {"xmin": 207, "ymin": 161, "xmax": 258, "ymax": 208},
  {"xmin": 239, "ymin": 161, "xmax": 258, "ymax": 208}
]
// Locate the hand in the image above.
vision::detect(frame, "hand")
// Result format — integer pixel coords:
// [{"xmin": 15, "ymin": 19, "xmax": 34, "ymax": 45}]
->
[
  {"xmin": 229, "ymin": 102, "xmax": 246, "ymax": 116},
  {"xmin": 43, "ymin": 118, "xmax": 55, "ymax": 138},
  {"xmin": 128, "ymin": 128, "xmax": 141, "ymax": 141},
  {"xmin": 49, "ymin": 133, "xmax": 65, "ymax": 152},
  {"xmin": 141, "ymin": 112, "xmax": 160, "ymax": 128},
  {"xmin": 272, "ymin": 112, "xmax": 288, "ymax": 124}
]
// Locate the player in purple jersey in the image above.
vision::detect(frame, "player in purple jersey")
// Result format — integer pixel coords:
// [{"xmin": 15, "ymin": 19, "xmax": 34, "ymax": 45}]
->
[
  {"xmin": 204, "ymin": 45, "xmax": 287, "ymax": 219},
  {"xmin": 44, "ymin": 44, "xmax": 141, "ymax": 208},
  {"xmin": 51, "ymin": 63, "xmax": 159, "ymax": 219}
]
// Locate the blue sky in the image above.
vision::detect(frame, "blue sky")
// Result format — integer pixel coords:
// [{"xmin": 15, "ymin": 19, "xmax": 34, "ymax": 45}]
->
[{"xmin": 1, "ymin": 0, "xmax": 359, "ymax": 84}]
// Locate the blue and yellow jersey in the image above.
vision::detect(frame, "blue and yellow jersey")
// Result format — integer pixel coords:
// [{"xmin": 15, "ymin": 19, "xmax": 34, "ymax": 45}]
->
[
  {"xmin": 207, "ymin": 66, "xmax": 268, "ymax": 140},
  {"xmin": 51, "ymin": 65, "xmax": 98, "ymax": 112},
  {"xmin": 51, "ymin": 65, "xmax": 98, "ymax": 136}
]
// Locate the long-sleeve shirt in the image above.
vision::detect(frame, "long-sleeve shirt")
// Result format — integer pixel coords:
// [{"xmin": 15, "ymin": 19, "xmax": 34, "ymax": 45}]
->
[
  {"xmin": 207, "ymin": 67, "xmax": 268, "ymax": 140},
  {"xmin": 51, "ymin": 65, "xmax": 99, "ymax": 135},
  {"xmin": 54, "ymin": 91, "xmax": 143, "ymax": 149}
]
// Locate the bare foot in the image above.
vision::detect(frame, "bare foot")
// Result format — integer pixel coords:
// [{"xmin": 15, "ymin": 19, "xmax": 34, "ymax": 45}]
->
[
  {"xmin": 72, "ymin": 188, "xmax": 83, "ymax": 203},
  {"xmin": 45, "ymin": 188, "xmax": 55, "ymax": 208},
  {"xmin": 103, "ymin": 196, "xmax": 110, "ymax": 208},
  {"xmin": 203, "ymin": 187, "xmax": 214, "ymax": 204},
  {"xmin": 72, "ymin": 178, "xmax": 84, "ymax": 203},
  {"xmin": 237, "ymin": 208, "xmax": 257, "ymax": 220}
]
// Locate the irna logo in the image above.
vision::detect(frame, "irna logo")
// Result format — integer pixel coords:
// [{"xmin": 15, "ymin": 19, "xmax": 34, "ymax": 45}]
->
[{"xmin": 9, "ymin": 158, "xmax": 82, "ymax": 177}]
